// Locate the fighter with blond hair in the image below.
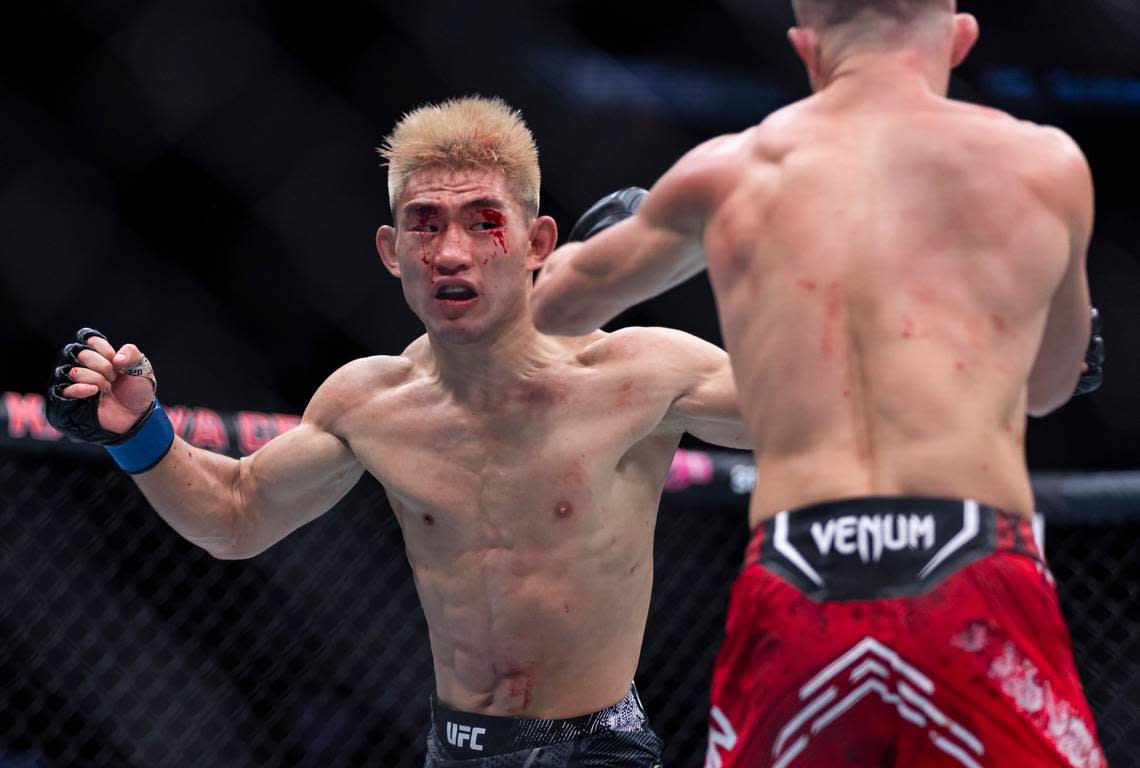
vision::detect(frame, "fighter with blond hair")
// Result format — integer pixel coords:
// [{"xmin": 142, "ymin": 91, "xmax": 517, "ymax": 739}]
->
[
  {"xmin": 45, "ymin": 96, "xmax": 750, "ymax": 767},
  {"xmin": 532, "ymin": 1, "xmax": 1107, "ymax": 765}
]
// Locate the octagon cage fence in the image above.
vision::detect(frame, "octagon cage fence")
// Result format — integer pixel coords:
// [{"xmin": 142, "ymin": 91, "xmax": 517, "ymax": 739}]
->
[{"xmin": 1, "ymin": 391, "xmax": 1137, "ymax": 767}]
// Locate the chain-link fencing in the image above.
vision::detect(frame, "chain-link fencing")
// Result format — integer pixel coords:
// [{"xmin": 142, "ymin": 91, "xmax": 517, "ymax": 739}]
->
[{"xmin": 1, "ymin": 418, "xmax": 1137, "ymax": 767}]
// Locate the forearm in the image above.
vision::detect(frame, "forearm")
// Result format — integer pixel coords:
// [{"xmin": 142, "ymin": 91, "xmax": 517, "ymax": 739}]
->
[
  {"xmin": 1027, "ymin": 297, "xmax": 1091, "ymax": 417},
  {"xmin": 132, "ymin": 436, "xmax": 248, "ymax": 558},
  {"xmin": 534, "ymin": 220, "xmax": 704, "ymax": 335},
  {"xmin": 1027, "ymin": 367, "xmax": 1081, "ymax": 417},
  {"xmin": 1027, "ymin": 328, "xmax": 1086, "ymax": 416},
  {"xmin": 686, "ymin": 419, "xmax": 752, "ymax": 450},
  {"xmin": 533, "ymin": 242, "xmax": 632, "ymax": 336},
  {"xmin": 132, "ymin": 429, "xmax": 361, "ymax": 559},
  {"xmin": 45, "ymin": 330, "xmax": 361, "ymax": 558}
]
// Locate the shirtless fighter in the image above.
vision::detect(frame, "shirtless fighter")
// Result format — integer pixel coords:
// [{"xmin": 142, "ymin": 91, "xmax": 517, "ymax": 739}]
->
[
  {"xmin": 532, "ymin": 2, "xmax": 1107, "ymax": 766},
  {"xmin": 45, "ymin": 96, "xmax": 750, "ymax": 767}
]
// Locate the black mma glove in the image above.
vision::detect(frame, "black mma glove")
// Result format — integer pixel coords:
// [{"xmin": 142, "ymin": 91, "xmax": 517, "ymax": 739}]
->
[
  {"xmin": 45, "ymin": 327, "xmax": 155, "ymax": 443},
  {"xmin": 568, "ymin": 187, "xmax": 649, "ymax": 242},
  {"xmin": 1073, "ymin": 306, "xmax": 1104, "ymax": 397}
]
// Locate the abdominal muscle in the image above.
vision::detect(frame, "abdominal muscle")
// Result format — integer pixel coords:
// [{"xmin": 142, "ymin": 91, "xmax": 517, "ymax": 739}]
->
[{"xmin": 407, "ymin": 528, "xmax": 653, "ymax": 718}]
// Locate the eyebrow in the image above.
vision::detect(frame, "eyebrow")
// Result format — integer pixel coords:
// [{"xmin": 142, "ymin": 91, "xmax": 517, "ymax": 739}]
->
[
  {"xmin": 400, "ymin": 202, "xmax": 439, "ymax": 218},
  {"xmin": 400, "ymin": 197, "xmax": 508, "ymax": 217},
  {"xmin": 464, "ymin": 197, "xmax": 508, "ymax": 211}
]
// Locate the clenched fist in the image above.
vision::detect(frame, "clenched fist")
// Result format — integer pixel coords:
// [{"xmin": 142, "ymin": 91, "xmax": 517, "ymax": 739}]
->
[{"xmin": 46, "ymin": 328, "xmax": 157, "ymax": 442}]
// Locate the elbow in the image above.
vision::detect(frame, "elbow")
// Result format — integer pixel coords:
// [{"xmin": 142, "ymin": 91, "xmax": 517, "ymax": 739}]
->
[
  {"xmin": 531, "ymin": 295, "xmax": 568, "ymax": 336},
  {"xmin": 196, "ymin": 533, "xmax": 261, "ymax": 560},
  {"xmin": 1026, "ymin": 402, "xmax": 1061, "ymax": 419},
  {"xmin": 205, "ymin": 540, "xmax": 259, "ymax": 560},
  {"xmin": 200, "ymin": 473, "xmax": 263, "ymax": 559},
  {"xmin": 1027, "ymin": 397, "xmax": 1071, "ymax": 419},
  {"xmin": 1026, "ymin": 381, "xmax": 1076, "ymax": 418},
  {"xmin": 532, "ymin": 294, "xmax": 599, "ymax": 337}
]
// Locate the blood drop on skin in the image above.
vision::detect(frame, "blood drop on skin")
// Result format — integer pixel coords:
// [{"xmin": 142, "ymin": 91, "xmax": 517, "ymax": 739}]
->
[{"xmin": 480, "ymin": 208, "xmax": 507, "ymax": 254}]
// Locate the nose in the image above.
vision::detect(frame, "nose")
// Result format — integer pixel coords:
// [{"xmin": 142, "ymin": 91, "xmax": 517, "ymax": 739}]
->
[{"xmin": 434, "ymin": 226, "xmax": 474, "ymax": 275}]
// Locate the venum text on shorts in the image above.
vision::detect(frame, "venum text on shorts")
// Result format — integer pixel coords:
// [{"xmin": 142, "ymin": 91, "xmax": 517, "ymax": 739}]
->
[{"xmin": 810, "ymin": 514, "xmax": 935, "ymax": 564}]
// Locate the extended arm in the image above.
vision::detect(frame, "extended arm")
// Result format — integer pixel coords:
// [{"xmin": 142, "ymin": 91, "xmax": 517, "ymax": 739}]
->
[
  {"xmin": 135, "ymin": 414, "xmax": 363, "ymax": 560},
  {"xmin": 132, "ymin": 359, "xmax": 372, "ymax": 559},
  {"xmin": 532, "ymin": 144, "xmax": 729, "ymax": 336},
  {"xmin": 47, "ymin": 331, "xmax": 367, "ymax": 559}
]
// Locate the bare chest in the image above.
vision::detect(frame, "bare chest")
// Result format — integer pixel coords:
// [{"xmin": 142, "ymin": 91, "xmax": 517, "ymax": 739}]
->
[{"xmin": 346, "ymin": 374, "xmax": 672, "ymax": 543}]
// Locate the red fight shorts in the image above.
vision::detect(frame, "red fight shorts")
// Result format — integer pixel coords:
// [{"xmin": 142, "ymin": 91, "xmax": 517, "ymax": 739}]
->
[{"xmin": 705, "ymin": 497, "xmax": 1106, "ymax": 768}]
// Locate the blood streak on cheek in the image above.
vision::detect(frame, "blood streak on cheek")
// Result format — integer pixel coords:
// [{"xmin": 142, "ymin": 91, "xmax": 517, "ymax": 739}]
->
[
  {"xmin": 413, "ymin": 209, "xmax": 436, "ymax": 276},
  {"xmin": 480, "ymin": 208, "xmax": 507, "ymax": 255}
]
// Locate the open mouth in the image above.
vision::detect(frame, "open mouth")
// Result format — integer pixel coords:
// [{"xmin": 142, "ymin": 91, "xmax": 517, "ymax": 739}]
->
[{"xmin": 434, "ymin": 284, "xmax": 478, "ymax": 302}]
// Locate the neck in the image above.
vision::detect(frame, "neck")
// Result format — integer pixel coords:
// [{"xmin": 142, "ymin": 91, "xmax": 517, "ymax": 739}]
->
[
  {"xmin": 821, "ymin": 47, "xmax": 950, "ymax": 97},
  {"xmin": 427, "ymin": 304, "xmax": 563, "ymax": 399}
]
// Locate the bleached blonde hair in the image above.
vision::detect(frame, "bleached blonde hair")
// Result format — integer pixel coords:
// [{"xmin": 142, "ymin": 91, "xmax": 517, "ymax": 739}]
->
[
  {"xmin": 378, "ymin": 96, "xmax": 541, "ymax": 216},
  {"xmin": 793, "ymin": 0, "xmax": 953, "ymax": 27}
]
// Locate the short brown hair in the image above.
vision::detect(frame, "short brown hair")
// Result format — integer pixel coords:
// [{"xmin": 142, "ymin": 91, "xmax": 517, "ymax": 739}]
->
[
  {"xmin": 378, "ymin": 96, "xmax": 541, "ymax": 215},
  {"xmin": 792, "ymin": 0, "xmax": 953, "ymax": 27}
]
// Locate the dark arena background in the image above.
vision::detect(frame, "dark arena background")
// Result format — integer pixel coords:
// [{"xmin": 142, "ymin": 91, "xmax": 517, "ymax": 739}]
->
[{"xmin": 2, "ymin": 1, "xmax": 1138, "ymax": 766}]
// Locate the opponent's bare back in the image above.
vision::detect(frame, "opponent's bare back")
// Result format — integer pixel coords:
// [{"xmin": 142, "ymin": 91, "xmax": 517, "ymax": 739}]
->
[
  {"xmin": 692, "ymin": 68, "xmax": 1092, "ymax": 524},
  {"xmin": 532, "ymin": 12, "xmax": 1093, "ymax": 526}
]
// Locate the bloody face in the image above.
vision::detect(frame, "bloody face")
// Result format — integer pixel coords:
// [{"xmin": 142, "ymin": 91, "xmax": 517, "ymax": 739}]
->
[{"xmin": 392, "ymin": 166, "xmax": 536, "ymax": 343}]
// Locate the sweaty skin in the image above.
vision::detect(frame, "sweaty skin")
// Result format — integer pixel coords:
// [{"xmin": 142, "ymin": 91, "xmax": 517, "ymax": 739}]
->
[
  {"xmin": 534, "ymin": 51, "xmax": 1093, "ymax": 528},
  {"xmin": 66, "ymin": 165, "xmax": 747, "ymax": 719}
]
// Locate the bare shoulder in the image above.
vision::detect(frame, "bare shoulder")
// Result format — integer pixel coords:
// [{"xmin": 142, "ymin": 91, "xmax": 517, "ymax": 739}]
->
[
  {"xmin": 1029, "ymin": 124, "xmax": 1091, "ymax": 183},
  {"xmin": 958, "ymin": 103, "xmax": 1085, "ymax": 169},
  {"xmin": 650, "ymin": 132, "xmax": 748, "ymax": 215},
  {"xmin": 745, "ymin": 99, "xmax": 823, "ymax": 153},
  {"xmin": 943, "ymin": 103, "xmax": 1091, "ymax": 210},
  {"xmin": 305, "ymin": 353, "xmax": 416, "ymax": 429},
  {"xmin": 1016, "ymin": 122, "xmax": 1094, "ymax": 221},
  {"xmin": 579, "ymin": 326, "xmax": 726, "ymax": 374}
]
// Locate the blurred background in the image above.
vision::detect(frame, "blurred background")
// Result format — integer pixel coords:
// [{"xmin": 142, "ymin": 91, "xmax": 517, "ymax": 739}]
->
[
  {"xmin": 1, "ymin": 1, "xmax": 1138, "ymax": 766},
  {"xmin": 2, "ymin": 0, "xmax": 1137, "ymax": 464}
]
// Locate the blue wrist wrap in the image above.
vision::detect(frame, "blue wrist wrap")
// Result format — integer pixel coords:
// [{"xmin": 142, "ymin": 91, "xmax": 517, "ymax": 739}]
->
[{"xmin": 104, "ymin": 401, "xmax": 176, "ymax": 474}]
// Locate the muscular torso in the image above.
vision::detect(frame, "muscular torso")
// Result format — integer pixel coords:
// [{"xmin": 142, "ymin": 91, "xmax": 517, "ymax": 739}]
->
[
  {"xmin": 336, "ymin": 332, "xmax": 681, "ymax": 717},
  {"xmin": 702, "ymin": 91, "xmax": 1071, "ymax": 526}
]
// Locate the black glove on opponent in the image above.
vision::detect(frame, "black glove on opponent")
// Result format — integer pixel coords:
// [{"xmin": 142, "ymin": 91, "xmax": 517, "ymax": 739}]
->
[
  {"xmin": 568, "ymin": 187, "xmax": 649, "ymax": 242},
  {"xmin": 1074, "ymin": 306, "xmax": 1104, "ymax": 397}
]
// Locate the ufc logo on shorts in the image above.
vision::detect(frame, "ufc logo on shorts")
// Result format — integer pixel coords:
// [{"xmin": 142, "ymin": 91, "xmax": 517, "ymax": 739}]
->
[{"xmin": 445, "ymin": 722, "xmax": 486, "ymax": 751}]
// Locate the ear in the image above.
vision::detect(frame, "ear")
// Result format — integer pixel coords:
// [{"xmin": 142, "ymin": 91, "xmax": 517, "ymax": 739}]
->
[
  {"xmin": 376, "ymin": 225, "xmax": 400, "ymax": 278},
  {"xmin": 950, "ymin": 13, "xmax": 979, "ymax": 69},
  {"xmin": 787, "ymin": 26, "xmax": 822, "ymax": 85},
  {"xmin": 525, "ymin": 215, "xmax": 558, "ymax": 272}
]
